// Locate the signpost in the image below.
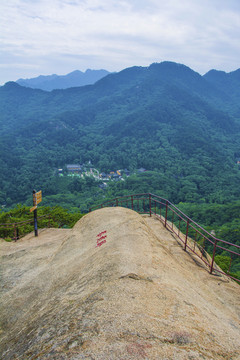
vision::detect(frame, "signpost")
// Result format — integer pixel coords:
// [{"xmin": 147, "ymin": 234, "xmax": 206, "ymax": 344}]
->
[{"xmin": 31, "ymin": 190, "xmax": 42, "ymax": 236}]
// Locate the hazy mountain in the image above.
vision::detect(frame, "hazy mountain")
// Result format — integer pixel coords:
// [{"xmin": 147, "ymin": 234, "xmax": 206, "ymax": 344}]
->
[
  {"xmin": 0, "ymin": 61, "xmax": 240, "ymax": 207},
  {"xmin": 16, "ymin": 69, "xmax": 110, "ymax": 91},
  {"xmin": 203, "ymin": 68, "xmax": 240, "ymax": 114}
]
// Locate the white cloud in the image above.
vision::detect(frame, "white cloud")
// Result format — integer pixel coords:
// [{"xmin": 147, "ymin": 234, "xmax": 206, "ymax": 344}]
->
[{"xmin": 0, "ymin": 0, "xmax": 240, "ymax": 83}]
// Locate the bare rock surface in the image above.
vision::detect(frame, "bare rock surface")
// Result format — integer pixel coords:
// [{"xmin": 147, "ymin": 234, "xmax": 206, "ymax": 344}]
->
[{"xmin": 0, "ymin": 207, "xmax": 240, "ymax": 359}]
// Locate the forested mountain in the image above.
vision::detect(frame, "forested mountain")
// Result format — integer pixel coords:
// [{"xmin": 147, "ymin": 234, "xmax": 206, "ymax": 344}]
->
[
  {"xmin": 0, "ymin": 61, "xmax": 240, "ymax": 211},
  {"xmin": 15, "ymin": 69, "xmax": 110, "ymax": 91},
  {"xmin": 203, "ymin": 68, "xmax": 240, "ymax": 114}
]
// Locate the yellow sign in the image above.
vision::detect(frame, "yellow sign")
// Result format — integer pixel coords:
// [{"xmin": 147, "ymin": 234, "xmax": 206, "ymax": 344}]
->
[
  {"xmin": 33, "ymin": 190, "xmax": 42, "ymax": 205},
  {"xmin": 30, "ymin": 205, "xmax": 37, "ymax": 213},
  {"xmin": 36, "ymin": 190, "xmax": 42, "ymax": 204}
]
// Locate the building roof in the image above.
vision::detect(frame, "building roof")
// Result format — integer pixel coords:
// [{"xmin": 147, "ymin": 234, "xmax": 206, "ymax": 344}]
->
[{"xmin": 67, "ymin": 164, "xmax": 81, "ymax": 170}]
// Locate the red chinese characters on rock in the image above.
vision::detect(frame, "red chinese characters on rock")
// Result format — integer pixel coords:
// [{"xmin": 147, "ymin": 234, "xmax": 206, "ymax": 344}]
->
[{"xmin": 96, "ymin": 230, "xmax": 107, "ymax": 247}]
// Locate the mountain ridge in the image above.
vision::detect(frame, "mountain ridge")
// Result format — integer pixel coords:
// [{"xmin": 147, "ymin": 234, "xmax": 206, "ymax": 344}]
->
[{"xmin": 15, "ymin": 68, "xmax": 111, "ymax": 91}]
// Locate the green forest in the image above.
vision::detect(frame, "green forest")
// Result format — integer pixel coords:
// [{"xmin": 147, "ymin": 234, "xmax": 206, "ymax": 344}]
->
[{"xmin": 1, "ymin": 62, "xmax": 240, "ymax": 208}]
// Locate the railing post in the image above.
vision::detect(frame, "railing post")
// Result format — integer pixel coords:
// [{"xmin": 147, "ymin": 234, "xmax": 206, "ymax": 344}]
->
[
  {"xmin": 149, "ymin": 194, "xmax": 152, "ymax": 217},
  {"xmin": 184, "ymin": 219, "xmax": 189, "ymax": 251},
  {"xmin": 131, "ymin": 196, "xmax": 133, "ymax": 210},
  {"xmin": 14, "ymin": 223, "xmax": 17, "ymax": 242},
  {"xmin": 116, "ymin": 198, "xmax": 118, "ymax": 207},
  {"xmin": 164, "ymin": 201, "xmax": 168, "ymax": 227},
  {"xmin": 210, "ymin": 238, "xmax": 218, "ymax": 274}
]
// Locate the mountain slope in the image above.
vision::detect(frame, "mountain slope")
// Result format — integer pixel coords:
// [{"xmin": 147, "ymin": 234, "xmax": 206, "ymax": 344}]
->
[
  {"xmin": 203, "ymin": 68, "xmax": 240, "ymax": 115},
  {"xmin": 16, "ymin": 69, "xmax": 110, "ymax": 91},
  {"xmin": 0, "ymin": 61, "xmax": 240, "ymax": 207},
  {"xmin": 1, "ymin": 207, "xmax": 240, "ymax": 359}
]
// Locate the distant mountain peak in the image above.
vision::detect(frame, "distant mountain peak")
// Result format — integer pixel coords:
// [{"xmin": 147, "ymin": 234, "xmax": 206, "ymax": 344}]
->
[
  {"xmin": 15, "ymin": 69, "xmax": 111, "ymax": 91},
  {"xmin": 4, "ymin": 81, "xmax": 22, "ymax": 88},
  {"xmin": 205, "ymin": 69, "xmax": 227, "ymax": 75},
  {"xmin": 149, "ymin": 61, "xmax": 193, "ymax": 71}
]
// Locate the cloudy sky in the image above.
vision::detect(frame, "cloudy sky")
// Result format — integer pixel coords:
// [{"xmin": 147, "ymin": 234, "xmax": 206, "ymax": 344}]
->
[{"xmin": 0, "ymin": 0, "xmax": 240, "ymax": 84}]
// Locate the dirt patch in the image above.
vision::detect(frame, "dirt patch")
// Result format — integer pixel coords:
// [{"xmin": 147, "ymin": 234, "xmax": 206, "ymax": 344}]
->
[{"xmin": 0, "ymin": 207, "xmax": 240, "ymax": 359}]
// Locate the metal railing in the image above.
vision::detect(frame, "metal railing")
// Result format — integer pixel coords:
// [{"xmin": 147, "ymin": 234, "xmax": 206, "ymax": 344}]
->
[{"xmin": 89, "ymin": 193, "xmax": 240, "ymax": 283}]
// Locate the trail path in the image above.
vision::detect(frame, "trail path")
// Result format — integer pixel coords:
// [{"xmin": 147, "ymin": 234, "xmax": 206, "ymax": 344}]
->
[{"xmin": 0, "ymin": 207, "xmax": 239, "ymax": 359}]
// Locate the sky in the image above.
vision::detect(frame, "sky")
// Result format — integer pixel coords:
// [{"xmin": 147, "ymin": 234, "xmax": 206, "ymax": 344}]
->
[{"xmin": 0, "ymin": 0, "xmax": 240, "ymax": 84}]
